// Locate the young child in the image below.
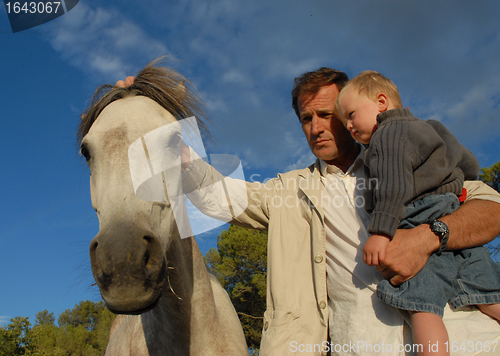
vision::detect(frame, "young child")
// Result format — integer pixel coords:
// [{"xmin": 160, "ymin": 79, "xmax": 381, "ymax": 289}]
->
[{"xmin": 334, "ymin": 70, "xmax": 500, "ymax": 355}]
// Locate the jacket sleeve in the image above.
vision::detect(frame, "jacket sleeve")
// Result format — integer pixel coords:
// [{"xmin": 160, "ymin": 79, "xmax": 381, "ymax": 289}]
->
[
  {"xmin": 464, "ymin": 180, "xmax": 500, "ymax": 204},
  {"xmin": 182, "ymin": 147, "xmax": 272, "ymax": 230}
]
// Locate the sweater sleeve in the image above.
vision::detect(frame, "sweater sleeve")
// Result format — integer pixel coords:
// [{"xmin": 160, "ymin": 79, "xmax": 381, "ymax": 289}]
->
[{"xmin": 366, "ymin": 121, "xmax": 418, "ymax": 237}]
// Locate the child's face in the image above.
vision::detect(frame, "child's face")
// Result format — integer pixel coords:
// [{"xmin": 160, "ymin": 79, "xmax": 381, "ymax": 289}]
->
[{"xmin": 337, "ymin": 88, "xmax": 380, "ymax": 145}]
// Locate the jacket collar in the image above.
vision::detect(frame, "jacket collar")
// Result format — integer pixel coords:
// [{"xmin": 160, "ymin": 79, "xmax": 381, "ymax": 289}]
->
[
  {"xmin": 297, "ymin": 144, "xmax": 365, "ymax": 218},
  {"xmin": 298, "ymin": 160, "xmax": 324, "ymax": 219}
]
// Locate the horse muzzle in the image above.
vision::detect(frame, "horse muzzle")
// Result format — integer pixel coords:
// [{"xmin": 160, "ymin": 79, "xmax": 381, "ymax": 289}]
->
[{"xmin": 89, "ymin": 221, "xmax": 167, "ymax": 314}]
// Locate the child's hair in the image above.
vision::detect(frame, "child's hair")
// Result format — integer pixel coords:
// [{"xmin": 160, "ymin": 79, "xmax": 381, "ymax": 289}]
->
[{"xmin": 335, "ymin": 70, "xmax": 403, "ymax": 116}]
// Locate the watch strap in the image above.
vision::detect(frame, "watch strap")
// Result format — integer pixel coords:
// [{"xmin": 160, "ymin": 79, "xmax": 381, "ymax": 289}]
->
[{"xmin": 426, "ymin": 220, "xmax": 449, "ymax": 255}]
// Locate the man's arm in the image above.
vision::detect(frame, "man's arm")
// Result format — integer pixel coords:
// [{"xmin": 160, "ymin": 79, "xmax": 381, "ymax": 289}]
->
[
  {"xmin": 182, "ymin": 146, "xmax": 274, "ymax": 231},
  {"xmin": 379, "ymin": 183, "xmax": 500, "ymax": 286},
  {"xmin": 442, "ymin": 199, "xmax": 500, "ymax": 249}
]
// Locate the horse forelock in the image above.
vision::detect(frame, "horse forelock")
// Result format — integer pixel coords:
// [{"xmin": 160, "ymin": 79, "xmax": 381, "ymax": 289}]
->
[{"xmin": 78, "ymin": 58, "xmax": 210, "ymax": 148}]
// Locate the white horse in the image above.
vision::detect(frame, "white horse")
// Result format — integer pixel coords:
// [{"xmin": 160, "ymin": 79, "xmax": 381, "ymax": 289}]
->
[{"xmin": 79, "ymin": 62, "xmax": 249, "ymax": 355}]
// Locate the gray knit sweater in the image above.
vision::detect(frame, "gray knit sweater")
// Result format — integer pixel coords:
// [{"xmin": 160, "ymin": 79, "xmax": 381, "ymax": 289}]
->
[{"xmin": 364, "ymin": 108, "xmax": 479, "ymax": 238}]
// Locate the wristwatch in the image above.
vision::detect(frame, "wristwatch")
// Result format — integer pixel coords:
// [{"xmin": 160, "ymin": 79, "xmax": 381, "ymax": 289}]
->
[{"xmin": 426, "ymin": 220, "xmax": 449, "ymax": 255}]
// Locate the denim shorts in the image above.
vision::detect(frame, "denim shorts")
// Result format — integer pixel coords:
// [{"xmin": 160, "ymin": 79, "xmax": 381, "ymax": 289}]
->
[{"xmin": 377, "ymin": 193, "xmax": 500, "ymax": 317}]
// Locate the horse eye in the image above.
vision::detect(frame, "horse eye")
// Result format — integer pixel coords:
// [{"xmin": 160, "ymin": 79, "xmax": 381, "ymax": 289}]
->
[{"xmin": 80, "ymin": 145, "xmax": 91, "ymax": 162}]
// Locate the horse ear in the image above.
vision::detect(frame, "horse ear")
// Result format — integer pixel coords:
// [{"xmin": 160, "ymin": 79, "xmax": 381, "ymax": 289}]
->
[{"xmin": 176, "ymin": 81, "xmax": 186, "ymax": 103}]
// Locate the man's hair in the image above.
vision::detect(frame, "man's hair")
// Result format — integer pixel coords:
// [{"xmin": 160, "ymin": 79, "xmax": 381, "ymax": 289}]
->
[
  {"xmin": 291, "ymin": 67, "xmax": 349, "ymax": 120},
  {"xmin": 337, "ymin": 70, "xmax": 403, "ymax": 111}
]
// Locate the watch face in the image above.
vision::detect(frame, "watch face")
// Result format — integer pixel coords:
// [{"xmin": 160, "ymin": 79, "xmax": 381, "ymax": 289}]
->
[
  {"xmin": 430, "ymin": 220, "xmax": 450, "ymax": 254},
  {"xmin": 432, "ymin": 220, "xmax": 448, "ymax": 235}
]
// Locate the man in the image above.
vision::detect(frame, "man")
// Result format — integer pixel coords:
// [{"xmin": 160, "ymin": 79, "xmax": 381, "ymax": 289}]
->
[
  {"xmin": 117, "ymin": 68, "xmax": 500, "ymax": 355},
  {"xmin": 289, "ymin": 69, "xmax": 500, "ymax": 355},
  {"xmin": 290, "ymin": 68, "xmax": 500, "ymax": 285}
]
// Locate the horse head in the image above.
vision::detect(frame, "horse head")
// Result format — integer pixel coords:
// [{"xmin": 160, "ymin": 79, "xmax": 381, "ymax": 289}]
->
[{"xmin": 79, "ymin": 61, "xmax": 208, "ymax": 315}]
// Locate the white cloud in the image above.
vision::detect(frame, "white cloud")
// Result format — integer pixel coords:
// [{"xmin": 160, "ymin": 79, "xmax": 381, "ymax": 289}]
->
[
  {"xmin": 200, "ymin": 92, "xmax": 229, "ymax": 113},
  {"xmin": 284, "ymin": 151, "xmax": 316, "ymax": 173},
  {"xmin": 42, "ymin": 2, "xmax": 168, "ymax": 80},
  {"xmin": 281, "ymin": 129, "xmax": 317, "ymax": 172},
  {"xmin": 0, "ymin": 316, "xmax": 10, "ymax": 325},
  {"xmin": 408, "ymin": 71, "xmax": 500, "ymax": 147},
  {"xmin": 221, "ymin": 69, "xmax": 248, "ymax": 84},
  {"xmin": 43, "ymin": 0, "xmax": 500, "ymax": 170}
]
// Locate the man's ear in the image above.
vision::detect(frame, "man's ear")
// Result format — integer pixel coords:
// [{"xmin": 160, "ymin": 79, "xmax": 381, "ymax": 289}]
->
[{"xmin": 377, "ymin": 93, "xmax": 390, "ymax": 112}]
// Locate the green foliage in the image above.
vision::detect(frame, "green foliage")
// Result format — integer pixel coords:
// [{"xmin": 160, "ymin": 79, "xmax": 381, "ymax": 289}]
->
[
  {"xmin": 0, "ymin": 301, "xmax": 116, "ymax": 356},
  {"xmin": 205, "ymin": 225, "xmax": 267, "ymax": 354},
  {"xmin": 58, "ymin": 300, "xmax": 104, "ymax": 332},
  {"xmin": 480, "ymin": 160, "xmax": 500, "ymax": 193},
  {"xmin": 34, "ymin": 311, "xmax": 55, "ymax": 327},
  {"xmin": 0, "ymin": 316, "xmax": 33, "ymax": 355}
]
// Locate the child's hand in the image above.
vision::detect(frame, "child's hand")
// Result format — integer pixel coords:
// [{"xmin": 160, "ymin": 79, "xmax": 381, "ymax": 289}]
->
[{"xmin": 363, "ymin": 234, "xmax": 390, "ymax": 266}]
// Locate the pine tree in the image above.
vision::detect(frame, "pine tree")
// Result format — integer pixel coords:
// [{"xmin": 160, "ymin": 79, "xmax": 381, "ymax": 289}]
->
[
  {"xmin": 205, "ymin": 225, "xmax": 267, "ymax": 355},
  {"xmin": 480, "ymin": 160, "xmax": 500, "ymax": 193}
]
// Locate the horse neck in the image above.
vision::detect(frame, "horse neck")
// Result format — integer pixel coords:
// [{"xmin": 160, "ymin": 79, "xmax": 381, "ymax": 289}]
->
[
  {"xmin": 140, "ymin": 236, "xmax": 220, "ymax": 352},
  {"xmin": 165, "ymin": 235, "xmax": 217, "ymax": 311}
]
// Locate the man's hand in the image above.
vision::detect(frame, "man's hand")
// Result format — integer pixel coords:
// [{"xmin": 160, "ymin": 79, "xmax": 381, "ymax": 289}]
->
[
  {"xmin": 116, "ymin": 76, "xmax": 136, "ymax": 88},
  {"xmin": 363, "ymin": 234, "xmax": 390, "ymax": 266},
  {"xmin": 378, "ymin": 198, "xmax": 500, "ymax": 286},
  {"xmin": 378, "ymin": 223, "xmax": 439, "ymax": 286}
]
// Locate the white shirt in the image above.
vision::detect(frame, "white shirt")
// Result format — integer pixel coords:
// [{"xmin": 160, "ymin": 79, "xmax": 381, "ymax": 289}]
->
[{"xmin": 320, "ymin": 147, "xmax": 408, "ymax": 355}]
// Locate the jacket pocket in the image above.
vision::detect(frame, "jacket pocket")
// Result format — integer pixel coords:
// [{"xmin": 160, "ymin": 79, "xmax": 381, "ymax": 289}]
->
[
  {"xmin": 261, "ymin": 309, "xmax": 301, "ymax": 355},
  {"xmin": 262, "ymin": 309, "xmax": 300, "ymax": 331}
]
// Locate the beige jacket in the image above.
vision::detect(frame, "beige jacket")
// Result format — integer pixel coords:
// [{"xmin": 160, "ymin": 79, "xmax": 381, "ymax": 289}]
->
[{"xmin": 183, "ymin": 154, "xmax": 500, "ymax": 356}]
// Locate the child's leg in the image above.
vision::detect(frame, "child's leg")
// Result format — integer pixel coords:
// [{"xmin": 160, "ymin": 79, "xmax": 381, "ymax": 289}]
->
[
  {"xmin": 410, "ymin": 311, "xmax": 449, "ymax": 356},
  {"xmin": 477, "ymin": 304, "xmax": 500, "ymax": 322}
]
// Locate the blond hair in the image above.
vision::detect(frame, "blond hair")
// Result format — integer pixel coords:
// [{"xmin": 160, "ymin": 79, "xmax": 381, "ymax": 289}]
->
[{"xmin": 335, "ymin": 70, "xmax": 403, "ymax": 116}]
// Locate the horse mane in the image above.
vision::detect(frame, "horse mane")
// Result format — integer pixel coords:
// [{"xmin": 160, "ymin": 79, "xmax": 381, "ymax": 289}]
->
[{"xmin": 78, "ymin": 58, "xmax": 210, "ymax": 145}]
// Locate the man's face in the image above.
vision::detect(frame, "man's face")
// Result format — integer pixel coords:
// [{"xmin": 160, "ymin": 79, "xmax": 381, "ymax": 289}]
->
[
  {"xmin": 298, "ymin": 84, "xmax": 357, "ymax": 167},
  {"xmin": 337, "ymin": 87, "xmax": 379, "ymax": 145}
]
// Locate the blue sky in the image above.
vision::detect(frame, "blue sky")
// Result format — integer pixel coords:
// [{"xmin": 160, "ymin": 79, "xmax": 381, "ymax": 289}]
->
[{"xmin": 1, "ymin": 0, "xmax": 500, "ymax": 327}]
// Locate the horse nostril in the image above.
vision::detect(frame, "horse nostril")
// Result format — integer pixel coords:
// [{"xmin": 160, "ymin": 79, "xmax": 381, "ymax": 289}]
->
[
  {"xmin": 90, "ymin": 240, "xmax": 98, "ymax": 253},
  {"xmin": 143, "ymin": 236, "xmax": 154, "ymax": 268},
  {"xmin": 144, "ymin": 243, "xmax": 151, "ymax": 267},
  {"xmin": 89, "ymin": 240, "xmax": 104, "ymax": 283},
  {"xmin": 143, "ymin": 235, "xmax": 163, "ymax": 280}
]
